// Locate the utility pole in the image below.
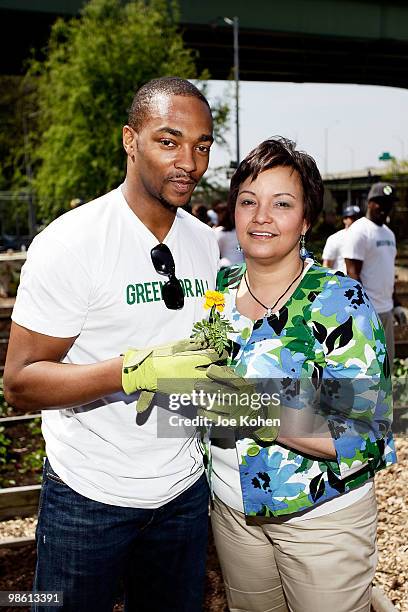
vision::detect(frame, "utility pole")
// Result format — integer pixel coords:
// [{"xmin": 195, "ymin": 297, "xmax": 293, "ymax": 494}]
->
[{"xmin": 224, "ymin": 16, "xmax": 240, "ymax": 165}]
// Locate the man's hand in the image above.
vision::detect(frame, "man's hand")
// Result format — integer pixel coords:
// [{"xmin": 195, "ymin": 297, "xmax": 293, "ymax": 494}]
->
[
  {"xmin": 195, "ymin": 364, "xmax": 280, "ymax": 443},
  {"xmin": 122, "ymin": 339, "xmax": 227, "ymax": 412}
]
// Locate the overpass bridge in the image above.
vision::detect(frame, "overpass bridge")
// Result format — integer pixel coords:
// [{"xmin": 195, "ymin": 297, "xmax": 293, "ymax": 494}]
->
[{"xmin": 1, "ymin": 0, "xmax": 408, "ymax": 87}]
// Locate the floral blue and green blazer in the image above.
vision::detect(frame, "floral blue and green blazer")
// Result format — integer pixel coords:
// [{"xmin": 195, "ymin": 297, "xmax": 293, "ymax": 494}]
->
[{"xmin": 215, "ymin": 261, "xmax": 397, "ymax": 517}]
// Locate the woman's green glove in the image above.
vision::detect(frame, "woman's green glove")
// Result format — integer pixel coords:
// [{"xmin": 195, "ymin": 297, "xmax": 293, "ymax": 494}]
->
[
  {"xmin": 122, "ymin": 339, "xmax": 227, "ymax": 412},
  {"xmin": 196, "ymin": 364, "xmax": 280, "ymax": 443}
]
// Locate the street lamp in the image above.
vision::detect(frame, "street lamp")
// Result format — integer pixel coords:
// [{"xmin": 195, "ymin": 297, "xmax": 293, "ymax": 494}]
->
[{"xmin": 223, "ymin": 16, "xmax": 240, "ymax": 166}]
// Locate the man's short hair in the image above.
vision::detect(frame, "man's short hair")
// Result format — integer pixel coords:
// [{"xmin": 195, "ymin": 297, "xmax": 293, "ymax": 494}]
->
[
  {"xmin": 128, "ymin": 77, "xmax": 211, "ymax": 131},
  {"xmin": 227, "ymin": 137, "xmax": 324, "ymax": 230}
]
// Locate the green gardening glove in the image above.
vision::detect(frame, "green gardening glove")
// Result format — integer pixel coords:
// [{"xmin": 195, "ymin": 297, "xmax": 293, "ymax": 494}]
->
[
  {"xmin": 122, "ymin": 339, "xmax": 227, "ymax": 413},
  {"xmin": 196, "ymin": 364, "xmax": 280, "ymax": 443}
]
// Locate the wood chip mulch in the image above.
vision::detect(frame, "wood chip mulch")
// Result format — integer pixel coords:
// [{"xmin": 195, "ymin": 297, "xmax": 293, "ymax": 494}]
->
[{"xmin": 374, "ymin": 436, "xmax": 408, "ymax": 611}]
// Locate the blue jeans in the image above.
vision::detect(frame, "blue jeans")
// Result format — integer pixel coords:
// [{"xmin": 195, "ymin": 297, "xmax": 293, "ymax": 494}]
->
[{"xmin": 32, "ymin": 458, "xmax": 209, "ymax": 612}]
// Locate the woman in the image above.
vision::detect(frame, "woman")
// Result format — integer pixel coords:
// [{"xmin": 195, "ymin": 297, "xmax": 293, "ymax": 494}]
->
[
  {"xmin": 213, "ymin": 202, "xmax": 244, "ymax": 268},
  {"xmin": 209, "ymin": 137, "xmax": 396, "ymax": 612}
]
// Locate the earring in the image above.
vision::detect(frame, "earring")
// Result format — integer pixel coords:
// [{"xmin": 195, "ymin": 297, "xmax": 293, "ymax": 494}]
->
[
  {"xmin": 299, "ymin": 234, "xmax": 308, "ymax": 260},
  {"xmin": 236, "ymin": 244, "xmax": 243, "ymax": 252}
]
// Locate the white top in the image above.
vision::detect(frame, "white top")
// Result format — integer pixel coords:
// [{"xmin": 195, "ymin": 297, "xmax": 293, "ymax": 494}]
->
[
  {"xmin": 322, "ymin": 228, "xmax": 347, "ymax": 273},
  {"xmin": 343, "ymin": 217, "xmax": 396, "ymax": 313},
  {"xmin": 213, "ymin": 227, "xmax": 244, "ymax": 268},
  {"xmin": 12, "ymin": 186, "xmax": 219, "ymax": 508}
]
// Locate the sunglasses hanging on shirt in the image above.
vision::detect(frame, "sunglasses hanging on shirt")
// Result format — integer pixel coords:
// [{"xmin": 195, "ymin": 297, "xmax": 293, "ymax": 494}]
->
[{"xmin": 150, "ymin": 243, "xmax": 185, "ymax": 310}]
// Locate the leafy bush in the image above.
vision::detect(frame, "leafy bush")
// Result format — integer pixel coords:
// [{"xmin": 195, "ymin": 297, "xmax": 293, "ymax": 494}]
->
[
  {"xmin": 0, "ymin": 378, "xmax": 12, "ymax": 417},
  {"xmin": 0, "ymin": 425, "xmax": 11, "ymax": 466},
  {"xmin": 394, "ymin": 358, "xmax": 408, "ymax": 409}
]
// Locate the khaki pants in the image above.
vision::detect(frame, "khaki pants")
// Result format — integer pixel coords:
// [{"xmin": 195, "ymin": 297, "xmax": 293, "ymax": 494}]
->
[
  {"xmin": 211, "ymin": 488, "xmax": 377, "ymax": 612},
  {"xmin": 378, "ymin": 310, "xmax": 394, "ymax": 372}
]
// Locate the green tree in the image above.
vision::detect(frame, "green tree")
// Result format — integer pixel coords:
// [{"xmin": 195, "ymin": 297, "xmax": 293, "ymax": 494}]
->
[
  {"xmin": 25, "ymin": 0, "xmax": 228, "ymax": 221},
  {"xmin": 0, "ymin": 76, "xmax": 22, "ymax": 191},
  {"xmin": 0, "ymin": 76, "xmax": 36, "ymax": 236}
]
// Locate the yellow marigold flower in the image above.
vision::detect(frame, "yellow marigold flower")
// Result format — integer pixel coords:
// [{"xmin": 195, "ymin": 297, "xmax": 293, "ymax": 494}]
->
[{"xmin": 204, "ymin": 290, "xmax": 225, "ymax": 312}]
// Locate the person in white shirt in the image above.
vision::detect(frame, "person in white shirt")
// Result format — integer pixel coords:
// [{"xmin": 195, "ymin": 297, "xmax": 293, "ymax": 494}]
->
[
  {"xmin": 322, "ymin": 204, "xmax": 360, "ymax": 272},
  {"xmin": 3, "ymin": 77, "xmax": 223, "ymax": 612},
  {"xmin": 213, "ymin": 202, "xmax": 244, "ymax": 268},
  {"xmin": 344, "ymin": 182, "xmax": 398, "ymax": 368}
]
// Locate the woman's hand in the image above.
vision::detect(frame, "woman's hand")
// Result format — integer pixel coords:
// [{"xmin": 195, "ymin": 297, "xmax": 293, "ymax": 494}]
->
[{"xmin": 196, "ymin": 365, "xmax": 280, "ymax": 442}]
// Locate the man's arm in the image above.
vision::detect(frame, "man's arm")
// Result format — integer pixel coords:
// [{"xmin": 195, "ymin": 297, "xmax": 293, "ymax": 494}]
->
[
  {"xmin": 345, "ymin": 258, "xmax": 363, "ymax": 282},
  {"xmin": 321, "ymin": 235, "xmax": 336, "ymax": 270},
  {"xmin": 3, "ymin": 322, "xmax": 123, "ymax": 413}
]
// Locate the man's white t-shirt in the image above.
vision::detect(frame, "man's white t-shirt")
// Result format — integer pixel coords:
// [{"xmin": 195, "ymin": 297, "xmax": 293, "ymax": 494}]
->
[
  {"xmin": 322, "ymin": 228, "xmax": 347, "ymax": 273},
  {"xmin": 343, "ymin": 217, "xmax": 396, "ymax": 313},
  {"xmin": 12, "ymin": 186, "xmax": 219, "ymax": 508}
]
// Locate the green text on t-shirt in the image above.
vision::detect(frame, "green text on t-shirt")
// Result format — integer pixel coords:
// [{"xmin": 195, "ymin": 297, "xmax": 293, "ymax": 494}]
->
[{"xmin": 126, "ymin": 278, "xmax": 209, "ymax": 305}]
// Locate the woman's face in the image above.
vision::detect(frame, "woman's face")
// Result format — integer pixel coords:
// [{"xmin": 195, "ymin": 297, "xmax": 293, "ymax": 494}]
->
[{"xmin": 235, "ymin": 166, "xmax": 309, "ymax": 263}]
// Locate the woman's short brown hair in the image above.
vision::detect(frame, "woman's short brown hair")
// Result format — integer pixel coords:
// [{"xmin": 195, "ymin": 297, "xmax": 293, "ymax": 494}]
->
[{"xmin": 228, "ymin": 137, "xmax": 324, "ymax": 230}]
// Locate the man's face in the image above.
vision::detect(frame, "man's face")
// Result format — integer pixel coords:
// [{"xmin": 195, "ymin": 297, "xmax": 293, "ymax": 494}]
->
[
  {"xmin": 124, "ymin": 94, "xmax": 213, "ymax": 209},
  {"xmin": 367, "ymin": 198, "xmax": 393, "ymax": 226}
]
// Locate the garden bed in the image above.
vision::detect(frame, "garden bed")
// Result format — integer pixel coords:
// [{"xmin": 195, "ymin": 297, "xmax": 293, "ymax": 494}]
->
[{"xmin": 0, "ymin": 419, "xmax": 45, "ymax": 488}]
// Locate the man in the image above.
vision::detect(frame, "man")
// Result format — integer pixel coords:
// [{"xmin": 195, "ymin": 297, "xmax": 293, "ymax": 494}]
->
[
  {"xmin": 322, "ymin": 203, "xmax": 361, "ymax": 272},
  {"xmin": 344, "ymin": 182, "xmax": 397, "ymax": 366},
  {"xmin": 4, "ymin": 77, "xmax": 220, "ymax": 611}
]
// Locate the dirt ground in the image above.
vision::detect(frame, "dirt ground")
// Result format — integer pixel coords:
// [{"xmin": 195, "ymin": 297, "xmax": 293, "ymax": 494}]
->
[{"xmin": 0, "ymin": 530, "xmax": 227, "ymax": 612}]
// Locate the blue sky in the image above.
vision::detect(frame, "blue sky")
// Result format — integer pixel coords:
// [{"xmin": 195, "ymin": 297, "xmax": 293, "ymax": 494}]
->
[{"xmin": 205, "ymin": 81, "xmax": 408, "ymax": 179}]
